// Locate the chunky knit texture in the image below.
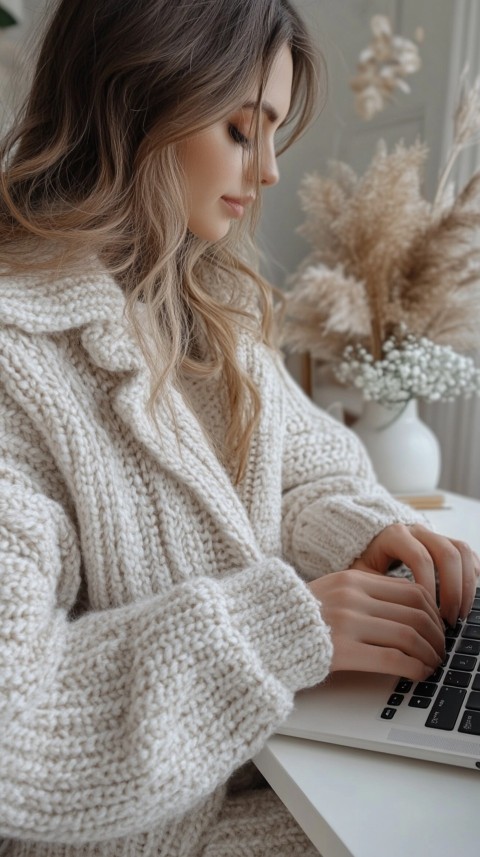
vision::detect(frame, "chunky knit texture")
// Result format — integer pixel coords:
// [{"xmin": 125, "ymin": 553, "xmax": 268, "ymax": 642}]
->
[{"xmin": 0, "ymin": 270, "xmax": 421, "ymax": 856}]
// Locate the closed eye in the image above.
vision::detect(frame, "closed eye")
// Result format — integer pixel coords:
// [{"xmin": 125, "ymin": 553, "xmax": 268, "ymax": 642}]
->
[{"xmin": 228, "ymin": 123, "xmax": 251, "ymax": 149}]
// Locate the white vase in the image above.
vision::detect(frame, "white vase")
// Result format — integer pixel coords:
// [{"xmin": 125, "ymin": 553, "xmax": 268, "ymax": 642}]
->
[{"xmin": 353, "ymin": 399, "xmax": 441, "ymax": 494}]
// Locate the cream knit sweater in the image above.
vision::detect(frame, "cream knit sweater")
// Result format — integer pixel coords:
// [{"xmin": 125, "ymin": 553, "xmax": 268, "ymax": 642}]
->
[{"xmin": 0, "ymin": 270, "xmax": 420, "ymax": 856}]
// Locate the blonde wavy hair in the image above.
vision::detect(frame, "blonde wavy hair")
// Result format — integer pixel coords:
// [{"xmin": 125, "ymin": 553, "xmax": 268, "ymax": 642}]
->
[{"xmin": 0, "ymin": 0, "xmax": 324, "ymax": 482}]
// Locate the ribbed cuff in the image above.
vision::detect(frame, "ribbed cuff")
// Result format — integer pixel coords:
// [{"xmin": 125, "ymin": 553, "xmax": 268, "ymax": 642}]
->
[
  {"xmin": 222, "ymin": 558, "xmax": 333, "ymax": 694},
  {"xmin": 292, "ymin": 484, "xmax": 424, "ymax": 577}
]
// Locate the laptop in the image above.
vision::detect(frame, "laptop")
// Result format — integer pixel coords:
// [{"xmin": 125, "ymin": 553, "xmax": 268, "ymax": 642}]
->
[{"xmin": 276, "ymin": 585, "xmax": 480, "ymax": 771}]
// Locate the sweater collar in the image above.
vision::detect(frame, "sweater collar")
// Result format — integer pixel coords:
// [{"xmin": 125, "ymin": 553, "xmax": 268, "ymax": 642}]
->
[
  {"xmin": 0, "ymin": 267, "xmax": 142, "ymax": 372},
  {"xmin": 0, "ymin": 268, "xmax": 126, "ymax": 332}
]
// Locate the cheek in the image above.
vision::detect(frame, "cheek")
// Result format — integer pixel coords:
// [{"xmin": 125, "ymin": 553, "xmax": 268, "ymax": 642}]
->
[{"xmin": 181, "ymin": 132, "xmax": 230, "ymax": 199}]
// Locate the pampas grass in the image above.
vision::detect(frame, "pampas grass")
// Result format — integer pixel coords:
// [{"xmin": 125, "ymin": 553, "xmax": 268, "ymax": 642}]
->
[
  {"xmin": 282, "ymin": 75, "xmax": 480, "ymax": 367},
  {"xmin": 350, "ymin": 15, "xmax": 423, "ymax": 120}
]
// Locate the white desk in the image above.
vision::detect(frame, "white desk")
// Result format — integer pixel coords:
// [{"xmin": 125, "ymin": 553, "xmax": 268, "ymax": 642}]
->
[{"xmin": 254, "ymin": 491, "xmax": 480, "ymax": 857}]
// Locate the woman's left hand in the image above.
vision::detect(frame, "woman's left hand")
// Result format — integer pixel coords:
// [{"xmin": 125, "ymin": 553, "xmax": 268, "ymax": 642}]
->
[{"xmin": 354, "ymin": 523, "xmax": 480, "ymax": 627}]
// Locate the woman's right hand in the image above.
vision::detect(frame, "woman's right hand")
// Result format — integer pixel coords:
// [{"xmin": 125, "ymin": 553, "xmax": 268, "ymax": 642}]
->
[{"xmin": 308, "ymin": 569, "xmax": 446, "ymax": 681}]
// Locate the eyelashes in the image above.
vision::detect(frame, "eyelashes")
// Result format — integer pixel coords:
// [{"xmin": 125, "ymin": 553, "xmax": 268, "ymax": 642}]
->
[{"xmin": 228, "ymin": 123, "xmax": 252, "ymax": 149}]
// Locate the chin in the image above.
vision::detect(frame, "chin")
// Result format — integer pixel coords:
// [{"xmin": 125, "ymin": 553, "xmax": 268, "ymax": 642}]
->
[{"xmin": 187, "ymin": 215, "xmax": 231, "ymax": 243}]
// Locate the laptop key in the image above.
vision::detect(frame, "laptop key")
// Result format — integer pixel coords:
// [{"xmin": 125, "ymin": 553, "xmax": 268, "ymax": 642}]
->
[
  {"xmin": 472, "ymin": 674, "xmax": 480, "ymax": 692},
  {"xmin": 381, "ymin": 707, "xmax": 396, "ymax": 720},
  {"xmin": 425, "ymin": 667, "xmax": 443, "ymax": 683},
  {"xmin": 413, "ymin": 682, "xmax": 437, "ymax": 697},
  {"xmin": 465, "ymin": 691, "xmax": 480, "ymax": 712},
  {"xmin": 444, "ymin": 670, "xmax": 472, "ymax": 688},
  {"xmin": 462, "ymin": 625, "xmax": 480, "ymax": 641},
  {"xmin": 408, "ymin": 696, "xmax": 431, "ymax": 709},
  {"xmin": 387, "ymin": 694, "xmax": 404, "ymax": 706},
  {"xmin": 466, "ymin": 612, "xmax": 480, "ymax": 626},
  {"xmin": 425, "ymin": 687, "xmax": 466, "ymax": 730},
  {"xmin": 456, "ymin": 638, "xmax": 480, "ymax": 656},
  {"xmin": 395, "ymin": 679, "xmax": 413, "ymax": 694},
  {"xmin": 459, "ymin": 710, "xmax": 480, "ymax": 735},
  {"xmin": 450, "ymin": 654, "xmax": 477, "ymax": 672}
]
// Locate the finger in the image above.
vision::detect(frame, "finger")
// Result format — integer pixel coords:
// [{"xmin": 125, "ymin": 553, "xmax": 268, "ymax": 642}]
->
[
  {"xmin": 368, "ymin": 525, "xmax": 438, "ymax": 602},
  {"xmin": 473, "ymin": 551, "xmax": 480, "ymax": 580},
  {"xmin": 411, "ymin": 527, "xmax": 462, "ymax": 623},
  {"xmin": 360, "ymin": 595, "xmax": 445, "ymax": 658},
  {"xmin": 354, "ymin": 571, "xmax": 444, "ymax": 636},
  {"xmin": 410, "ymin": 526, "xmax": 475, "ymax": 625},
  {"xmin": 449, "ymin": 539, "xmax": 477, "ymax": 620},
  {"xmin": 331, "ymin": 639, "xmax": 437, "ymax": 681},
  {"xmin": 395, "ymin": 539, "xmax": 437, "ymax": 602},
  {"xmin": 362, "ymin": 614, "xmax": 443, "ymax": 670}
]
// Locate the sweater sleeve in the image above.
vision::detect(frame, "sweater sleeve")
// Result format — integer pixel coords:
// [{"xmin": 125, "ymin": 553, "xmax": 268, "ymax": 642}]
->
[
  {"xmin": 0, "ymin": 389, "xmax": 332, "ymax": 845},
  {"xmin": 277, "ymin": 358, "xmax": 423, "ymax": 578}
]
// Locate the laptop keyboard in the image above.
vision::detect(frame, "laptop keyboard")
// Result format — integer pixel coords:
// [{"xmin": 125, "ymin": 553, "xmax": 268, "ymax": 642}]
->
[{"xmin": 381, "ymin": 587, "xmax": 480, "ymax": 735}]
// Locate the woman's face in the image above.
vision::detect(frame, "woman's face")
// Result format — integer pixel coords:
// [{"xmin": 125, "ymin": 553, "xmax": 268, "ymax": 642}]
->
[{"xmin": 179, "ymin": 44, "xmax": 293, "ymax": 242}]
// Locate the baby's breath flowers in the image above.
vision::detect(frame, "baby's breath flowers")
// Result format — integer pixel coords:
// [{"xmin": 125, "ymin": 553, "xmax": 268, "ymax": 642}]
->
[{"xmin": 334, "ymin": 334, "xmax": 480, "ymax": 407}]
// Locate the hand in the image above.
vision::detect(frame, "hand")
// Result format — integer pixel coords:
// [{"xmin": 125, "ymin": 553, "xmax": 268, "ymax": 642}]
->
[
  {"xmin": 308, "ymin": 569, "xmax": 445, "ymax": 680},
  {"xmin": 353, "ymin": 524, "xmax": 480, "ymax": 627}
]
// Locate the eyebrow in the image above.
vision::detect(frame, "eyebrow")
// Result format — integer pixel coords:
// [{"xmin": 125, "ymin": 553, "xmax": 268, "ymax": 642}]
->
[{"xmin": 241, "ymin": 100, "xmax": 280, "ymax": 124}]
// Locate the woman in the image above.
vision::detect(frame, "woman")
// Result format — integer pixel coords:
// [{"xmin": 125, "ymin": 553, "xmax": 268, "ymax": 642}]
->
[{"xmin": 0, "ymin": 1, "xmax": 477, "ymax": 854}]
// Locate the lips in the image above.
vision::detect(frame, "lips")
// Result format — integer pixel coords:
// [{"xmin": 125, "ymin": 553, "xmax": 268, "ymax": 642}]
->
[{"xmin": 221, "ymin": 196, "xmax": 254, "ymax": 218}]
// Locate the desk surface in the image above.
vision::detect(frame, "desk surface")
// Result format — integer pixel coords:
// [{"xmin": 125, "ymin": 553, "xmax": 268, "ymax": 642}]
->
[{"xmin": 254, "ymin": 491, "xmax": 480, "ymax": 857}]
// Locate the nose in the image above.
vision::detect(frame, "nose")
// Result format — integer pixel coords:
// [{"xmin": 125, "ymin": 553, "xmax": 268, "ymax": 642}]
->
[{"xmin": 260, "ymin": 140, "xmax": 279, "ymax": 187}]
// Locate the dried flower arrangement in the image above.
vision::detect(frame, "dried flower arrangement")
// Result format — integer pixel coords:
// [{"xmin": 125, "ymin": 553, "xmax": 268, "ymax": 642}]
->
[{"xmin": 282, "ymin": 48, "xmax": 480, "ymax": 408}]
